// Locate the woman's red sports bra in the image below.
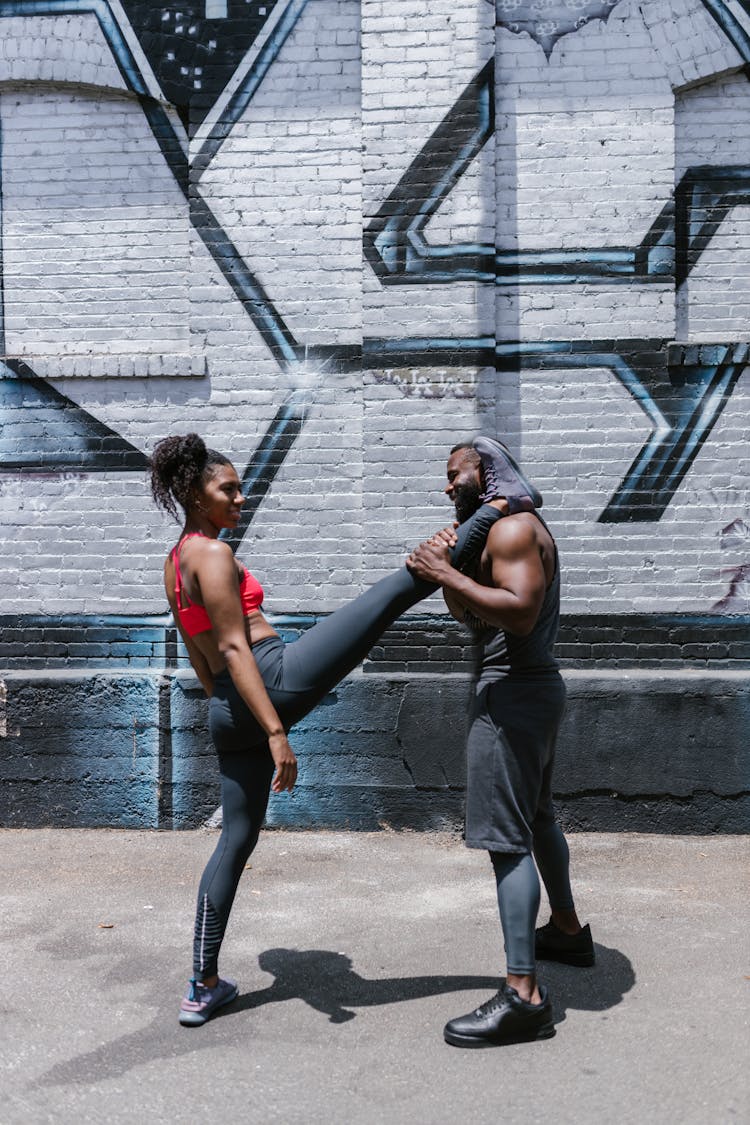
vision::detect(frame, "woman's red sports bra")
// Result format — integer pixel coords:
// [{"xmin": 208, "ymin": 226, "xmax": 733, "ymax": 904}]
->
[{"xmin": 170, "ymin": 532, "xmax": 264, "ymax": 637}]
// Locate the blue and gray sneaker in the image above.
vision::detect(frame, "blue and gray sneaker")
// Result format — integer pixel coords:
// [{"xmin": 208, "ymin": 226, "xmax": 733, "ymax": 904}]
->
[
  {"xmin": 179, "ymin": 977, "xmax": 239, "ymax": 1027},
  {"xmin": 473, "ymin": 437, "xmax": 543, "ymax": 509}
]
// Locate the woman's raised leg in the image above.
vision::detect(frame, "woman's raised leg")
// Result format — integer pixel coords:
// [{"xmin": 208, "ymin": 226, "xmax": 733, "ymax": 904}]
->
[{"xmin": 273, "ymin": 503, "xmax": 504, "ymax": 719}]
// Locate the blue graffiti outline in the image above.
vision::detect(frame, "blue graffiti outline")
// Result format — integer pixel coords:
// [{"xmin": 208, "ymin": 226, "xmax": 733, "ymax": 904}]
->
[
  {"xmin": 1, "ymin": 1, "xmax": 747, "ymax": 521},
  {"xmin": 363, "ymin": 61, "xmax": 495, "ymax": 285},
  {"xmin": 189, "ymin": 194, "xmax": 299, "ymax": 366},
  {"xmin": 0, "ymin": 0, "xmax": 309, "ymax": 365},
  {"xmin": 650, "ymin": 344, "xmax": 749, "ymax": 507},
  {"xmin": 365, "ymin": 337, "xmax": 749, "ymax": 521},
  {"xmin": 675, "ymin": 165, "xmax": 750, "ymax": 286},
  {"xmin": 0, "ymin": 0, "xmax": 151, "ymax": 92},
  {"xmin": 496, "ymin": 199, "xmax": 675, "ymax": 285},
  {"xmin": 700, "ymin": 0, "xmax": 750, "ymax": 66},
  {"xmin": 365, "ymin": 0, "xmax": 750, "ymax": 287},
  {"xmin": 528, "ymin": 339, "xmax": 744, "ymax": 524},
  {"xmin": 498, "ymin": 159, "xmax": 750, "ymax": 286},
  {"xmin": 0, "ymin": 112, "xmax": 4, "ymax": 354},
  {"xmin": 0, "ymin": 96, "xmax": 146, "ymax": 469},
  {"xmin": 192, "ymin": 0, "xmax": 310, "ymax": 181},
  {"xmin": 365, "ymin": 78, "xmax": 747, "ymax": 286},
  {"xmin": 0, "ymin": 0, "xmax": 315, "ymax": 520},
  {"xmin": 219, "ymin": 389, "xmax": 310, "ymax": 551},
  {"xmin": 496, "ymin": 342, "xmax": 750, "ymax": 522},
  {"xmin": 0, "ymin": 358, "xmax": 149, "ymax": 469}
]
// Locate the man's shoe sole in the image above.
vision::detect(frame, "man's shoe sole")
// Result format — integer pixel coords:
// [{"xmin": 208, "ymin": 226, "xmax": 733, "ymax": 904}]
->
[
  {"xmin": 179, "ymin": 984, "xmax": 239, "ymax": 1027},
  {"xmin": 444, "ymin": 1022, "xmax": 556, "ymax": 1048}
]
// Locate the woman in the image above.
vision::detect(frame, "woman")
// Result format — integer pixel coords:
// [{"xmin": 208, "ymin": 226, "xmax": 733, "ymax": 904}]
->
[{"xmin": 149, "ymin": 433, "xmax": 534, "ymax": 1027}]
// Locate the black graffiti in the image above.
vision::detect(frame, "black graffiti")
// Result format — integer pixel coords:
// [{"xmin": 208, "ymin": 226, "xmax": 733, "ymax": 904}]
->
[{"xmin": 119, "ymin": 1, "xmax": 281, "ymax": 129}]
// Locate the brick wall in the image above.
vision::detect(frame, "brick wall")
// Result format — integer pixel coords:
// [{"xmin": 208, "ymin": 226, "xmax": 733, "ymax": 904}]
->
[{"xmin": 0, "ymin": 0, "xmax": 748, "ymax": 828}]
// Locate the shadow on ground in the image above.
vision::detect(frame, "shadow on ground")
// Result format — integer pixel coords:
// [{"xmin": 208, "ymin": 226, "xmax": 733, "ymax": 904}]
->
[{"xmin": 36, "ymin": 943, "xmax": 634, "ymax": 1086}]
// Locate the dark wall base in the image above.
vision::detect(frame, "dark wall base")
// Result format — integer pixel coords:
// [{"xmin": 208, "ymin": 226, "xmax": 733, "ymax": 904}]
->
[
  {"xmin": 555, "ymin": 793, "xmax": 750, "ymax": 835},
  {"xmin": 1, "ymin": 665, "xmax": 747, "ymax": 833}
]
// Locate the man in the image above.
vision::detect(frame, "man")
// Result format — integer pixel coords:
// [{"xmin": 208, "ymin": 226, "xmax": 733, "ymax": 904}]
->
[{"xmin": 406, "ymin": 438, "xmax": 593, "ymax": 1048}]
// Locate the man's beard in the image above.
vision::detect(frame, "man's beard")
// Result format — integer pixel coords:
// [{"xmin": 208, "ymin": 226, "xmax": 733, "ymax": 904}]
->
[{"xmin": 453, "ymin": 479, "xmax": 483, "ymax": 524}]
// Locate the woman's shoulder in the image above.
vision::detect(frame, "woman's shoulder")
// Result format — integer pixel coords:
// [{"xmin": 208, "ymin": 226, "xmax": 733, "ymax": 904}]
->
[
  {"xmin": 180, "ymin": 536, "xmax": 238, "ymax": 576},
  {"xmin": 177, "ymin": 532, "xmax": 230, "ymax": 554}
]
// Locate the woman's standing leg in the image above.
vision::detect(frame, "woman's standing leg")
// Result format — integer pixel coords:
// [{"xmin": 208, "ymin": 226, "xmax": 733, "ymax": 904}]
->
[
  {"xmin": 191, "ymin": 749, "xmax": 274, "ymax": 980},
  {"xmin": 179, "ymin": 747, "xmax": 274, "ymax": 1025}
]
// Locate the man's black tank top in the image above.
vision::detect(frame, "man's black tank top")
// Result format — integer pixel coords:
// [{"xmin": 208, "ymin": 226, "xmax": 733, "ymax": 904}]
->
[{"xmin": 476, "ymin": 514, "xmax": 561, "ymax": 683}]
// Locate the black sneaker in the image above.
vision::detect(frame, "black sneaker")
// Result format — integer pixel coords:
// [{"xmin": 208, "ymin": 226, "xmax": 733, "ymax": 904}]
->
[
  {"xmin": 535, "ymin": 919, "xmax": 595, "ymax": 967},
  {"xmin": 443, "ymin": 983, "xmax": 555, "ymax": 1048},
  {"xmin": 473, "ymin": 436, "xmax": 543, "ymax": 508},
  {"xmin": 507, "ymin": 495, "xmax": 537, "ymax": 514}
]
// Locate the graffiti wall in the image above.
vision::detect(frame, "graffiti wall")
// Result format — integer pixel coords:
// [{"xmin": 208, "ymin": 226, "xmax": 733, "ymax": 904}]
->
[{"xmin": 1, "ymin": 0, "xmax": 748, "ymax": 830}]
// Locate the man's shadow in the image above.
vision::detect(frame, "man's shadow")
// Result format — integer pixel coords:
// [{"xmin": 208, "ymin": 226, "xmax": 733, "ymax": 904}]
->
[
  {"xmin": 535, "ymin": 942, "xmax": 636, "ymax": 1025},
  {"xmin": 231, "ymin": 948, "xmax": 499, "ymax": 1024},
  {"xmin": 36, "ymin": 941, "xmax": 634, "ymax": 1087},
  {"xmin": 227, "ymin": 941, "xmax": 634, "ymax": 1026}
]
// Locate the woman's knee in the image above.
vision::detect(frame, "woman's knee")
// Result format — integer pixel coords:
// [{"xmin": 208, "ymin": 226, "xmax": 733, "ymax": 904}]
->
[{"xmin": 221, "ymin": 817, "xmax": 262, "ymax": 860}]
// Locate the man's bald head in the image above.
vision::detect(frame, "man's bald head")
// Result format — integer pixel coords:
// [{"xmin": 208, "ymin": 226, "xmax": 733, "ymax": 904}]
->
[{"xmin": 450, "ymin": 442, "xmax": 481, "ymax": 469}]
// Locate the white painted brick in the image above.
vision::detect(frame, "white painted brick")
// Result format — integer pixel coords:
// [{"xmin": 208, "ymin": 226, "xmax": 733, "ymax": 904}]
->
[{"xmin": 0, "ymin": 2, "xmax": 747, "ymax": 617}]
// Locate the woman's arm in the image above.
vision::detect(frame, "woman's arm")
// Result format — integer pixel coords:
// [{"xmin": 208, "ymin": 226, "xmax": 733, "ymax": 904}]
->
[{"xmin": 189, "ymin": 540, "xmax": 297, "ymax": 793}]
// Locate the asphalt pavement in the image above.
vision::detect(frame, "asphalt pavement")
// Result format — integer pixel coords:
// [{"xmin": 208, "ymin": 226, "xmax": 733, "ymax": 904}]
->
[{"xmin": 2, "ymin": 828, "xmax": 748, "ymax": 1124}]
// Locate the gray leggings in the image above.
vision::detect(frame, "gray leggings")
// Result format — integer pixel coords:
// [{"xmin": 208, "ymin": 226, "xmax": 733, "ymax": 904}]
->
[
  {"xmin": 490, "ymin": 820, "xmax": 575, "ymax": 975},
  {"xmin": 192, "ymin": 504, "xmax": 503, "ymax": 979}
]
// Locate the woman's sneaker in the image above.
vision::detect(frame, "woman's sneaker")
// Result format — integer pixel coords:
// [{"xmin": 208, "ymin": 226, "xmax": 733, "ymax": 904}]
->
[
  {"xmin": 179, "ymin": 976, "xmax": 239, "ymax": 1026},
  {"xmin": 473, "ymin": 437, "xmax": 543, "ymax": 508}
]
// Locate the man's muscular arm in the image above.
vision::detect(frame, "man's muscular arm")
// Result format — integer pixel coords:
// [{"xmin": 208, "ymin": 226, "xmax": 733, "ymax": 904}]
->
[{"xmin": 407, "ymin": 517, "xmax": 547, "ymax": 636}]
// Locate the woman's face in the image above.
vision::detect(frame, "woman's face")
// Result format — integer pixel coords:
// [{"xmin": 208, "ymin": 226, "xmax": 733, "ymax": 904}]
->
[{"xmin": 194, "ymin": 463, "xmax": 244, "ymax": 530}]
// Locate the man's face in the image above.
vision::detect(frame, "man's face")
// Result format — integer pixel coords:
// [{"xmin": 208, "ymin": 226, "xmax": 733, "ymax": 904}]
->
[{"xmin": 444, "ymin": 449, "xmax": 483, "ymax": 523}]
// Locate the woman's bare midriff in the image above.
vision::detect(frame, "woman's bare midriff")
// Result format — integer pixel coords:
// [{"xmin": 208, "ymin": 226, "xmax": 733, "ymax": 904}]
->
[{"xmin": 193, "ymin": 611, "xmax": 280, "ymax": 676}]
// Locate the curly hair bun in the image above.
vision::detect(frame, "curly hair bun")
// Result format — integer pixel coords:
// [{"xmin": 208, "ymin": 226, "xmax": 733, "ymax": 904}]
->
[
  {"xmin": 155, "ymin": 433, "xmax": 206, "ymax": 474},
  {"xmin": 180, "ymin": 433, "xmax": 207, "ymax": 464},
  {"xmin": 149, "ymin": 433, "xmax": 210, "ymax": 522}
]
